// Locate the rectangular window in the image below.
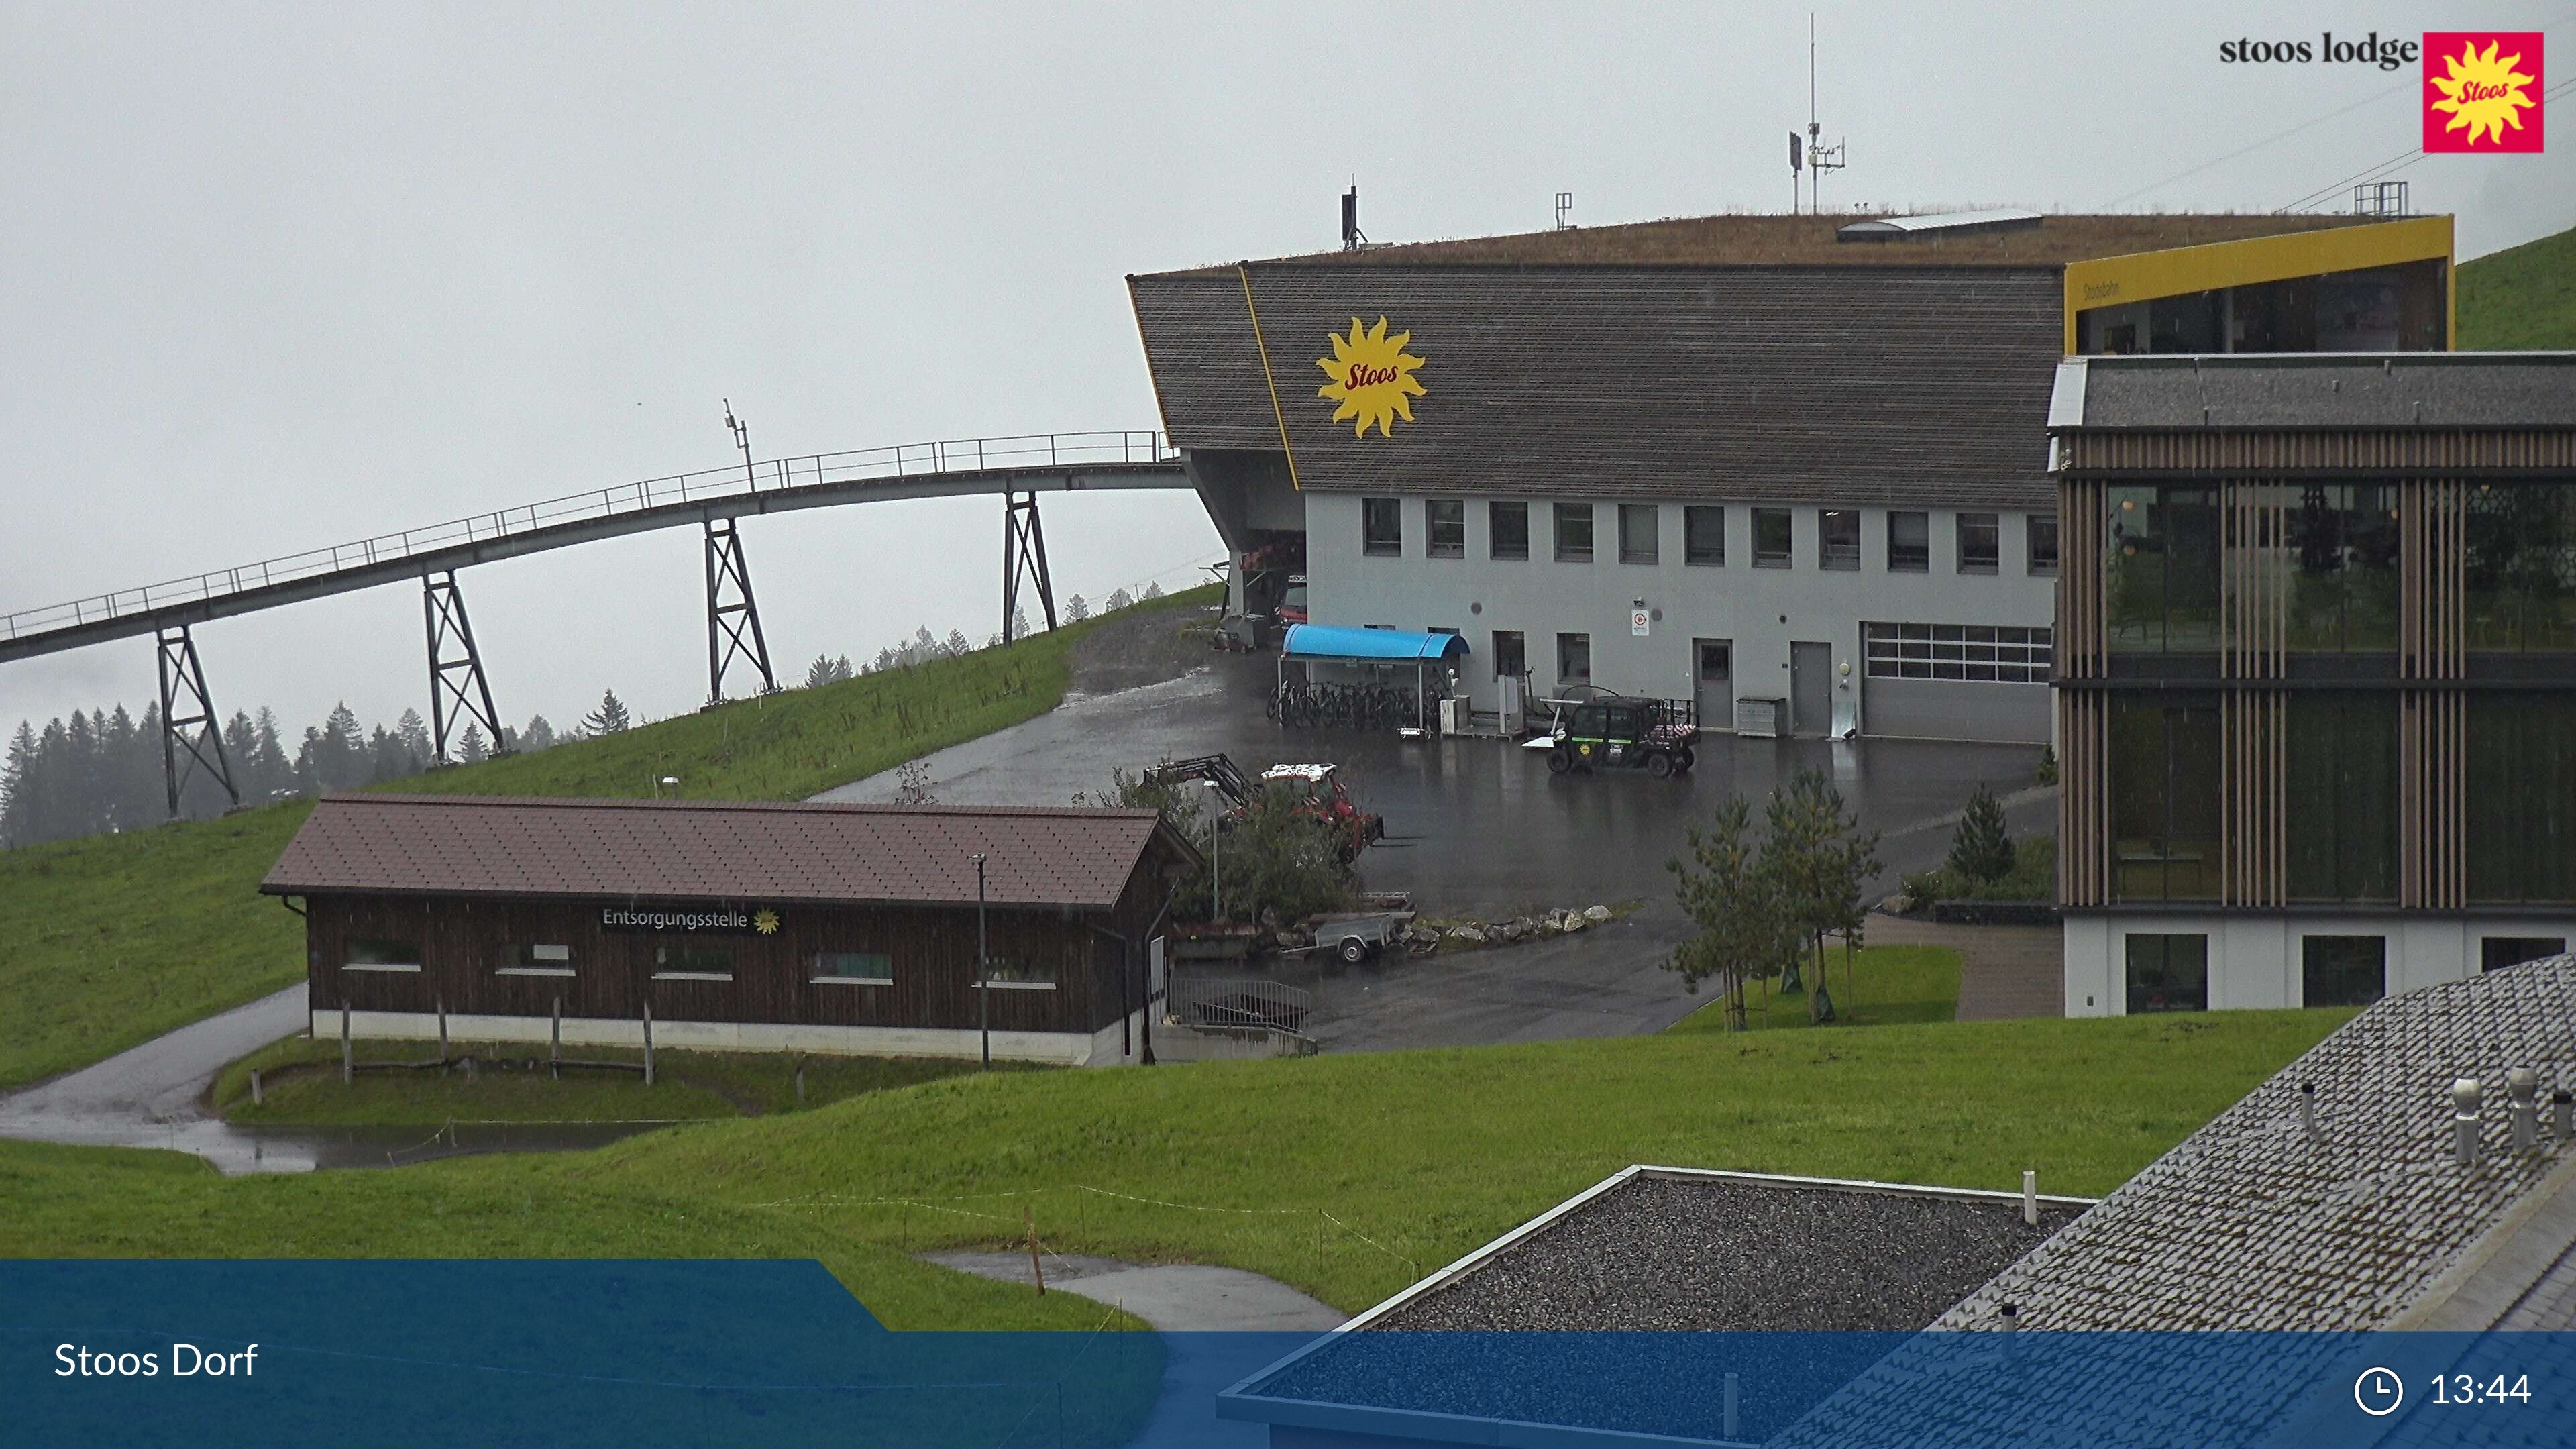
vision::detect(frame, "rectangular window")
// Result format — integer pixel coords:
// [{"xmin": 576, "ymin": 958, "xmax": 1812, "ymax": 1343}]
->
[
  {"xmin": 1489, "ymin": 502, "xmax": 1529, "ymax": 561},
  {"xmin": 1617, "ymin": 504, "xmax": 1659, "ymax": 564},
  {"xmin": 2285, "ymin": 694, "xmax": 2398, "ymax": 903},
  {"xmin": 2464, "ymin": 485, "xmax": 2576, "ymax": 651},
  {"xmin": 2277, "ymin": 483, "xmax": 2402, "ymax": 652},
  {"xmin": 2483, "ymin": 937, "xmax": 2569, "ymax": 973},
  {"xmin": 1362, "ymin": 497, "xmax": 1402, "ymax": 557},
  {"xmin": 1697, "ymin": 640, "xmax": 1731, "ymax": 682},
  {"xmin": 812, "ymin": 950, "xmax": 892, "ymax": 985},
  {"xmin": 1684, "ymin": 506, "xmax": 1725, "ymax": 566},
  {"xmin": 1819, "ymin": 509, "xmax": 1861, "ymax": 571},
  {"xmin": 1862, "ymin": 623, "xmax": 2053, "ymax": 683},
  {"xmin": 1556, "ymin": 632, "xmax": 1591, "ymax": 686},
  {"xmin": 974, "ymin": 956, "xmax": 1058, "ymax": 990},
  {"xmin": 1426, "ymin": 500, "xmax": 1465, "ymax": 559},
  {"xmin": 347, "ymin": 938, "xmax": 421, "ymax": 973},
  {"xmin": 1752, "ymin": 508, "xmax": 1792, "ymax": 567},
  {"xmin": 2301, "ymin": 935, "xmax": 2385, "ymax": 1008},
  {"xmin": 653, "ymin": 944, "xmax": 735, "ymax": 981},
  {"xmin": 2108, "ymin": 695, "xmax": 2222, "ymax": 902},
  {"xmin": 2108, "ymin": 486, "xmax": 2221, "ymax": 651},
  {"xmin": 2027, "ymin": 513, "xmax": 2060, "ymax": 576},
  {"xmin": 1492, "ymin": 630, "xmax": 1526, "ymax": 678},
  {"xmin": 1957, "ymin": 512, "xmax": 2000, "ymax": 574},
  {"xmin": 2124, "ymin": 934, "xmax": 2209, "ymax": 1013},
  {"xmin": 1887, "ymin": 511, "xmax": 1929, "ymax": 572},
  {"xmin": 498, "ymin": 942, "xmax": 574, "ymax": 977},
  {"xmin": 1554, "ymin": 503, "xmax": 1594, "ymax": 563},
  {"xmin": 2467, "ymin": 694, "xmax": 2576, "ymax": 904}
]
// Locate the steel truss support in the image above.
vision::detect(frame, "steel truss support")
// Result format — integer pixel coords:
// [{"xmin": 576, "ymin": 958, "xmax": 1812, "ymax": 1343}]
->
[
  {"xmin": 1001, "ymin": 491, "xmax": 1057, "ymax": 645},
  {"xmin": 155, "ymin": 624, "xmax": 238, "ymax": 818},
  {"xmin": 424, "ymin": 570, "xmax": 506, "ymax": 763},
  {"xmin": 704, "ymin": 516, "xmax": 776, "ymax": 705}
]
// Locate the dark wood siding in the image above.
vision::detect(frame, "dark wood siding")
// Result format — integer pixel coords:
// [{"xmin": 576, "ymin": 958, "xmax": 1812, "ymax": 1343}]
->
[{"xmin": 303, "ymin": 837, "xmax": 1189, "ymax": 1039}]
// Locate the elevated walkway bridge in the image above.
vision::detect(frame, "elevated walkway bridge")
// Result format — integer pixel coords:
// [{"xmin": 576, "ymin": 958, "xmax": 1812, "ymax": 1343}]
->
[{"xmin": 1, "ymin": 430, "xmax": 1191, "ymax": 815}]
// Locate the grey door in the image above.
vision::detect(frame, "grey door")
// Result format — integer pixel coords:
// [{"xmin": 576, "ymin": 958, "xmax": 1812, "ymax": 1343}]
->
[
  {"xmin": 1693, "ymin": 639, "xmax": 1733, "ymax": 733},
  {"xmin": 1790, "ymin": 641, "xmax": 1832, "ymax": 736}
]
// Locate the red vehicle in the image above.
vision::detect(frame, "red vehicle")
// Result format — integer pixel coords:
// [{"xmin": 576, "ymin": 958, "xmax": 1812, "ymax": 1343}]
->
[{"xmin": 1274, "ymin": 576, "xmax": 1309, "ymax": 625}]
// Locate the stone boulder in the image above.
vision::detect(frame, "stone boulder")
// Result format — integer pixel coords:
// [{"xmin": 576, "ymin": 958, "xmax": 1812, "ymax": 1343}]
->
[
  {"xmin": 1582, "ymin": 904, "xmax": 1613, "ymax": 923},
  {"xmin": 1446, "ymin": 924, "xmax": 1488, "ymax": 946}
]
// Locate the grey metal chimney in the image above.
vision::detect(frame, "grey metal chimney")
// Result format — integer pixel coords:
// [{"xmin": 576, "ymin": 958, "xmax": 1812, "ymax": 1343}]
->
[
  {"xmin": 2453, "ymin": 1077, "xmax": 2485, "ymax": 1167},
  {"xmin": 2554, "ymin": 1089, "xmax": 2571, "ymax": 1140},
  {"xmin": 2511, "ymin": 1069, "xmax": 2540, "ymax": 1152},
  {"xmin": 2298, "ymin": 1082, "xmax": 2323, "ymax": 1144}
]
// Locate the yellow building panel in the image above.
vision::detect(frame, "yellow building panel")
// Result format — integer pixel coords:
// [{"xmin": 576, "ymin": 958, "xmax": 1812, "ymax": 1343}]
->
[{"xmin": 2061, "ymin": 216, "xmax": 2454, "ymax": 353}]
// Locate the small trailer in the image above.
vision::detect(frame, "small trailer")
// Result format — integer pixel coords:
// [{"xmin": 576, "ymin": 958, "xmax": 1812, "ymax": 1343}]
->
[{"xmin": 1309, "ymin": 912, "xmax": 1410, "ymax": 965}]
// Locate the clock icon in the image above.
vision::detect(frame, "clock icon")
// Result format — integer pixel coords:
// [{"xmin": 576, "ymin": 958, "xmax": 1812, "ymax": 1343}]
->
[{"xmin": 2356, "ymin": 1366, "xmax": 2406, "ymax": 1417}]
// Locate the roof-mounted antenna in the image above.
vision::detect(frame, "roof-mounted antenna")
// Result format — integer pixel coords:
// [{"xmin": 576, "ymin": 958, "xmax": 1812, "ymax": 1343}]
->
[
  {"xmin": 1801, "ymin": 13, "xmax": 1847, "ymax": 215},
  {"xmin": 1341, "ymin": 183, "xmax": 1365, "ymax": 250}
]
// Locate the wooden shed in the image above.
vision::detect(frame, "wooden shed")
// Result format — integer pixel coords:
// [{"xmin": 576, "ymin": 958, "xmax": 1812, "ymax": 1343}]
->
[{"xmin": 260, "ymin": 794, "xmax": 1199, "ymax": 1066}]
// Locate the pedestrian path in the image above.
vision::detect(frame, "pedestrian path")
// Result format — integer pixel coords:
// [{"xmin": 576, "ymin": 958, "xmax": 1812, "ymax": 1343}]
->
[{"xmin": 1866, "ymin": 911, "xmax": 2064, "ymax": 1020}]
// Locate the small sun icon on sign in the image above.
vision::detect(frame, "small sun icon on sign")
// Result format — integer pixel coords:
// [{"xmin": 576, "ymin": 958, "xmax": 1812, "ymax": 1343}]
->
[
  {"xmin": 753, "ymin": 909, "xmax": 780, "ymax": 936},
  {"xmin": 2428, "ymin": 38, "xmax": 2539, "ymax": 148},
  {"xmin": 1316, "ymin": 317, "xmax": 1426, "ymax": 438}
]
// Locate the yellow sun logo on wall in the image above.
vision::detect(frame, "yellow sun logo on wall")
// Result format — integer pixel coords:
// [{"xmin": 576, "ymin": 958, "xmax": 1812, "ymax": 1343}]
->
[
  {"xmin": 753, "ymin": 909, "xmax": 780, "ymax": 936},
  {"xmin": 1316, "ymin": 317, "xmax": 1426, "ymax": 438}
]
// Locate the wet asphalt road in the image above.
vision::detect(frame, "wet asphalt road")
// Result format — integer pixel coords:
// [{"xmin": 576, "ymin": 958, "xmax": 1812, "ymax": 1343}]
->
[{"xmin": 820, "ymin": 655, "xmax": 2053, "ymax": 1050}]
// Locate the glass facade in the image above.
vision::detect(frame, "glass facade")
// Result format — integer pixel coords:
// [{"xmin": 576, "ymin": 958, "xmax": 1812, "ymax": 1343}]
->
[
  {"xmin": 2285, "ymin": 694, "xmax": 2398, "ymax": 902},
  {"xmin": 2125, "ymin": 934, "xmax": 2208, "ymax": 1012},
  {"xmin": 2106, "ymin": 486, "xmax": 2220, "ymax": 651},
  {"xmin": 2282, "ymin": 484, "xmax": 2400, "ymax": 651},
  {"xmin": 2467, "ymin": 694, "xmax": 2576, "ymax": 904},
  {"xmin": 2464, "ymin": 485, "xmax": 2576, "ymax": 651},
  {"xmin": 2108, "ymin": 694, "xmax": 2220, "ymax": 901}
]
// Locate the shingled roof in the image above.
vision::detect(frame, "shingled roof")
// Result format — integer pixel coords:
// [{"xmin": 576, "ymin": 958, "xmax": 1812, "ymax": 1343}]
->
[{"xmin": 261, "ymin": 794, "xmax": 1192, "ymax": 910}]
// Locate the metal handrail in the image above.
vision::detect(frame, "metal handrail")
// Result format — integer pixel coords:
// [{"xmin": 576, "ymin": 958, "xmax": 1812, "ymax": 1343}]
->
[{"xmin": 2, "ymin": 429, "xmax": 1174, "ymax": 643}]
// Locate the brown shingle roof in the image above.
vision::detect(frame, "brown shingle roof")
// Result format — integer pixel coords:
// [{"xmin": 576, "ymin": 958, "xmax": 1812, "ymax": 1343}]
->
[{"xmin": 261, "ymin": 795, "xmax": 1190, "ymax": 910}]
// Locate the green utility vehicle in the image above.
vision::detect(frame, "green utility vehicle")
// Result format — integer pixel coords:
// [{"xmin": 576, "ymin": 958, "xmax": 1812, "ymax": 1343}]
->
[{"xmin": 1545, "ymin": 696, "xmax": 1699, "ymax": 778}]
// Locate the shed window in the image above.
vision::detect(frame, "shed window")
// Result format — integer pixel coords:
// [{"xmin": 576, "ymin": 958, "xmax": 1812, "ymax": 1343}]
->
[
  {"xmin": 653, "ymin": 944, "xmax": 735, "ymax": 981},
  {"xmin": 813, "ymin": 950, "xmax": 893, "ymax": 985},
  {"xmin": 1426, "ymin": 500, "xmax": 1466, "ymax": 558},
  {"xmin": 975, "ymin": 956, "xmax": 1059, "ymax": 989},
  {"xmin": 1489, "ymin": 502, "xmax": 1529, "ymax": 561},
  {"xmin": 1684, "ymin": 506, "xmax": 1725, "ymax": 566},
  {"xmin": 346, "ymin": 938, "xmax": 421, "ymax": 973},
  {"xmin": 1617, "ymin": 504, "xmax": 1659, "ymax": 564},
  {"xmin": 498, "ymin": 942, "xmax": 575, "ymax": 977},
  {"xmin": 1554, "ymin": 504, "xmax": 1594, "ymax": 563}
]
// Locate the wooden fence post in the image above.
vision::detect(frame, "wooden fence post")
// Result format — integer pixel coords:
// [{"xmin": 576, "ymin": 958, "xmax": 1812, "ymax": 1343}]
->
[
  {"xmin": 550, "ymin": 996, "xmax": 562, "ymax": 1079},
  {"xmin": 249, "ymin": 1068, "xmax": 263, "ymax": 1107},
  {"xmin": 642, "ymin": 996, "xmax": 655, "ymax": 1087},
  {"xmin": 437, "ymin": 997, "xmax": 449, "ymax": 1062},
  {"xmin": 794, "ymin": 1059, "xmax": 806, "ymax": 1106},
  {"xmin": 1026, "ymin": 1205, "xmax": 1046, "ymax": 1295},
  {"xmin": 341, "ymin": 998, "xmax": 353, "ymax": 1084}
]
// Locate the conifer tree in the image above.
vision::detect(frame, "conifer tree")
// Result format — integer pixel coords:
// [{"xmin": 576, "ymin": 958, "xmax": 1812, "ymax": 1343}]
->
[
  {"xmin": 581, "ymin": 690, "xmax": 633, "ymax": 735},
  {"xmin": 1947, "ymin": 783, "xmax": 2015, "ymax": 883}
]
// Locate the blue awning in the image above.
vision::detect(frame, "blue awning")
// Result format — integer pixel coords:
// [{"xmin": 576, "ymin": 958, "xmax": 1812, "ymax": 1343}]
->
[{"xmin": 1281, "ymin": 624, "xmax": 1470, "ymax": 662}]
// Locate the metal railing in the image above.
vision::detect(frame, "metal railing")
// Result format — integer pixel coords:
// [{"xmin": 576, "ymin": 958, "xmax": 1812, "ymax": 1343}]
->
[
  {"xmin": 1, "ymin": 429, "xmax": 1173, "ymax": 644},
  {"xmin": 1167, "ymin": 974, "xmax": 1313, "ymax": 1035}
]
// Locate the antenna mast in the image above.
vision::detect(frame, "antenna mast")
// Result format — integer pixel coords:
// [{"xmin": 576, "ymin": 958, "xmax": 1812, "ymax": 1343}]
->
[{"xmin": 1802, "ymin": 14, "xmax": 1847, "ymax": 215}]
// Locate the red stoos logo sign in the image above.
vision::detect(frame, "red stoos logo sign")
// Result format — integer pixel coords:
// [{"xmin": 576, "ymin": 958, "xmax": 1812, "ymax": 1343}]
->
[{"xmin": 2424, "ymin": 32, "xmax": 2544, "ymax": 151}]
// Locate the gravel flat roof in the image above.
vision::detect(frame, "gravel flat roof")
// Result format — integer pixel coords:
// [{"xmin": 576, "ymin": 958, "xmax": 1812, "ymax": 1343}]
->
[{"xmin": 1367, "ymin": 1169, "xmax": 2084, "ymax": 1334}]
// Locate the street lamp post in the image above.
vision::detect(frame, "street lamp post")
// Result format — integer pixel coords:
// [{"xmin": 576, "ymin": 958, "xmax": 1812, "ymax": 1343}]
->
[{"xmin": 972, "ymin": 852, "xmax": 989, "ymax": 1069}]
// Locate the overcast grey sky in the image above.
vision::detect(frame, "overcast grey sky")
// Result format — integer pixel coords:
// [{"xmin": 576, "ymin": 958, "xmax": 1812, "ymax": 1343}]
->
[{"xmin": 4, "ymin": 2, "xmax": 2568, "ymax": 743}]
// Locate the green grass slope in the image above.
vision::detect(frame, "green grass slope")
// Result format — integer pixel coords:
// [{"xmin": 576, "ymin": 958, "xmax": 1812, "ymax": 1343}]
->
[
  {"xmin": 1, "ymin": 1008, "xmax": 2352, "ymax": 1321},
  {"xmin": 2458, "ymin": 223, "xmax": 2576, "ymax": 350},
  {"xmin": 0, "ymin": 588, "xmax": 1218, "ymax": 1092}
]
